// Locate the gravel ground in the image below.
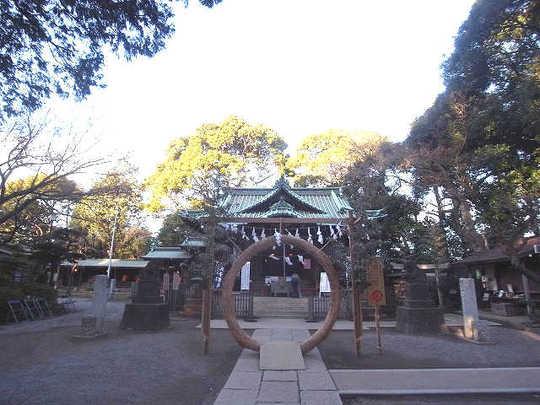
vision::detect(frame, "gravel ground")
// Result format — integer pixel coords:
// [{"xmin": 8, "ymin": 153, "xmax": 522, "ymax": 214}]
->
[
  {"xmin": 318, "ymin": 327, "xmax": 540, "ymax": 369},
  {"xmin": 0, "ymin": 300, "xmax": 243, "ymax": 405}
]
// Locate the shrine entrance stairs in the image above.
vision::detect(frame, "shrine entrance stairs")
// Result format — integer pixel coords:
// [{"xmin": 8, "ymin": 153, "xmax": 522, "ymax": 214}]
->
[{"xmin": 253, "ymin": 296, "xmax": 308, "ymax": 319}]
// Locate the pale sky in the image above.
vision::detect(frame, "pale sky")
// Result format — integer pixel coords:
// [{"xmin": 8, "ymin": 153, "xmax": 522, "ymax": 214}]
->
[{"xmin": 48, "ymin": 0, "xmax": 475, "ymax": 183}]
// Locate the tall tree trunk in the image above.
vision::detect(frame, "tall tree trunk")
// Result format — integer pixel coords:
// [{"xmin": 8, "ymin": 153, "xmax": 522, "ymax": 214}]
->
[{"xmin": 432, "ymin": 185, "xmax": 450, "ymax": 260}]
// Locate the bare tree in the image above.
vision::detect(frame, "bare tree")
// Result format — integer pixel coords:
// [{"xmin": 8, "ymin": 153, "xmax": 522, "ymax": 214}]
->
[{"xmin": 0, "ymin": 116, "xmax": 103, "ymax": 242}]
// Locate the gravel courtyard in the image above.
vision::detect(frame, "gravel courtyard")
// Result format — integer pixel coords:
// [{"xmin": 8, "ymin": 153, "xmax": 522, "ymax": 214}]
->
[
  {"xmin": 318, "ymin": 327, "xmax": 540, "ymax": 369},
  {"xmin": 1, "ymin": 300, "xmax": 540, "ymax": 405},
  {"xmin": 0, "ymin": 300, "xmax": 242, "ymax": 405}
]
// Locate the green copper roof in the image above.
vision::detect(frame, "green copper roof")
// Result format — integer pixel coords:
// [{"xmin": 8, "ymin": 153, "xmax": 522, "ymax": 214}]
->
[{"xmin": 219, "ymin": 178, "xmax": 353, "ymax": 220}]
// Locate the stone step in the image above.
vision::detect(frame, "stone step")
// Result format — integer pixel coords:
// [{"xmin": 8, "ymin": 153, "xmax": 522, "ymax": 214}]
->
[{"xmin": 253, "ymin": 297, "xmax": 309, "ymax": 318}]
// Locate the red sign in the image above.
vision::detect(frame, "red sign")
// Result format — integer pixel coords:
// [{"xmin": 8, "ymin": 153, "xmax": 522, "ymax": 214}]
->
[
  {"xmin": 369, "ymin": 289, "xmax": 384, "ymax": 304},
  {"xmin": 367, "ymin": 258, "xmax": 386, "ymax": 306}
]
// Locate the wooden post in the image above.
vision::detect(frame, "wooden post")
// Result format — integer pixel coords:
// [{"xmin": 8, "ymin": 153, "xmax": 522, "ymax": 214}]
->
[
  {"xmin": 202, "ymin": 212, "xmax": 216, "ymax": 355},
  {"xmin": 375, "ymin": 305, "xmax": 383, "ymax": 354},
  {"xmin": 366, "ymin": 258, "xmax": 385, "ymax": 354},
  {"xmin": 348, "ymin": 214, "xmax": 363, "ymax": 356}
]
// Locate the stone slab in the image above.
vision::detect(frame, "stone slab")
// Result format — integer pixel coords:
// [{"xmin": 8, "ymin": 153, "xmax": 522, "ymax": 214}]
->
[
  {"xmin": 214, "ymin": 388, "xmax": 258, "ymax": 405},
  {"xmin": 330, "ymin": 367, "xmax": 540, "ymax": 394},
  {"xmin": 298, "ymin": 371, "xmax": 336, "ymax": 390},
  {"xmin": 263, "ymin": 370, "xmax": 298, "ymax": 381},
  {"xmin": 303, "ymin": 354, "xmax": 326, "ymax": 372},
  {"xmin": 260, "ymin": 341, "xmax": 305, "ymax": 370},
  {"xmin": 257, "ymin": 381, "xmax": 300, "ymax": 403},
  {"xmin": 224, "ymin": 371, "xmax": 262, "ymax": 390},
  {"xmin": 300, "ymin": 390, "xmax": 343, "ymax": 405},
  {"xmin": 257, "ymin": 403, "xmax": 299, "ymax": 405},
  {"xmin": 234, "ymin": 356, "xmax": 260, "ymax": 371}
]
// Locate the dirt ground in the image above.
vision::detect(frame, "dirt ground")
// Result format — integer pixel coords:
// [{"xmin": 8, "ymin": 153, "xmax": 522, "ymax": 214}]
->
[
  {"xmin": 0, "ymin": 301, "xmax": 243, "ymax": 405},
  {"xmin": 317, "ymin": 326, "xmax": 540, "ymax": 369}
]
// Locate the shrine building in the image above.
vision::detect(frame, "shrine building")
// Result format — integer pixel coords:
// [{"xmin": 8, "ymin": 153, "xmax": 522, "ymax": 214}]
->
[{"xmin": 216, "ymin": 177, "xmax": 353, "ymax": 296}]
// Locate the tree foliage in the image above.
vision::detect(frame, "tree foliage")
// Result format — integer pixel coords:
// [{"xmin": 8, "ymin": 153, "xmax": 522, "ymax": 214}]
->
[
  {"xmin": 0, "ymin": 0, "xmax": 221, "ymax": 121},
  {"xmin": 288, "ymin": 129, "xmax": 386, "ymax": 187},
  {"xmin": 146, "ymin": 115, "xmax": 287, "ymax": 211},
  {"xmin": 71, "ymin": 171, "xmax": 149, "ymax": 259},
  {"xmin": 407, "ymin": 0, "xmax": 539, "ymax": 256}
]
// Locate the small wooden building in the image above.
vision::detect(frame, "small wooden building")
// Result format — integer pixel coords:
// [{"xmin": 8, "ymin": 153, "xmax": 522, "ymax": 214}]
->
[
  {"xmin": 60, "ymin": 259, "xmax": 149, "ymax": 287},
  {"xmin": 450, "ymin": 237, "xmax": 540, "ymax": 315}
]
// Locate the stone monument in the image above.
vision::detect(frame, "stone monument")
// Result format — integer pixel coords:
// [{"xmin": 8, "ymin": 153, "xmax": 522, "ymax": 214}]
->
[
  {"xmin": 459, "ymin": 277, "xmax": 479, "ymax": 340},
  {"xmin": 396, "ymin": 260, "xmax": 444, "ymax": 334},
  {"xmin": 121, "ymin": 265, "xmax": 169, "ymax": 330},
  {"xmin": 73, "ymin": 274, "xmax": 108, "ymax": 339}
]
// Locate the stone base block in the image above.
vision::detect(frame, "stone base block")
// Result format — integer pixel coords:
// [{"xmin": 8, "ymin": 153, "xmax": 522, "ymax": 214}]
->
[
  {"xmin": 396, "ymin": 305, "xmax": 443, "ymax": 334},
  {"xmin": 120, "ymin": 303, "xmax": 170, "ymax": 330}
]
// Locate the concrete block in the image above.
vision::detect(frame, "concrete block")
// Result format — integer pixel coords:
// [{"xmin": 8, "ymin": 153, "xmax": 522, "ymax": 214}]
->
[
  {"xmin": 224, "ymin": 371, "xmax": 261, "ymax": 390},
  {"xmin": 300, "ymin": 390, "xmax": 342, "ymax": 405},
  {"xmin": 257, "ymin": 381, "xmax": 299, "ymax": 403},
  {"xmin": 260, "ymin": 342, "xmax": 305, "ymax": 370},
  {"xmin": 235, "ymin": 356, "xmax": 260, "ymax": 371},
  {"xmin": 214, "ymin": 388, "xmax": 258, "ymax": 405},
  {"xmin": 263, "ymin": 370, "xmax": 298, "ymax": 381},
  {"xmin": 298, "ymin": 371, "xmax": 336, "ymax": 390}
]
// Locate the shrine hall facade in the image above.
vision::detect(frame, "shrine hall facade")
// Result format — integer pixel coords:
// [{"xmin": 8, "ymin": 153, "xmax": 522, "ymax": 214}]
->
[{"xmin": 216, "ymin": 178, "xmax": 353, "ymax": 295}]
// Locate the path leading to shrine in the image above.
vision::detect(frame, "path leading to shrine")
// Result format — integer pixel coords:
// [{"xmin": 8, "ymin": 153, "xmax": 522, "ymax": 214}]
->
[{"xmin": 214, "ymin": 328, "xmax": 343, "ymax": 405}]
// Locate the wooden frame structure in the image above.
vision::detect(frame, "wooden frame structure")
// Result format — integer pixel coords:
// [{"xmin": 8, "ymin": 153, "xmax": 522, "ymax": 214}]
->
[
  {"xmin": 198, "ymin": 178, "xmax": 365, "ymax": 355},
  {"xmin": 222, "ymin": 235, "xmax": 341, "ymax": 354}
]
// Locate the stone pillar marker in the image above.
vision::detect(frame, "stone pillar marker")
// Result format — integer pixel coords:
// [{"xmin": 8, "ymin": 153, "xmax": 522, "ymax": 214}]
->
[
  {"xmin": 73, "ymin": 274, "xmax": 108, "ymax": 339},
  {"xmin": 94, "ymin": 275, "xmax": 109, "ymax": 334},
  {"xmin": 459, "ymin": 278, "xmax": 479, "ymax": 340}
]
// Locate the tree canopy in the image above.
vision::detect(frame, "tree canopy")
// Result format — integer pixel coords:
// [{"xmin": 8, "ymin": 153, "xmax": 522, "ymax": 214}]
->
[
  {"xmin": 288, "ymin": 130, "xmax": 386, "ymax": 187},
  {"xmin": 0, "ymin": 0, "xmax": 221, "ymax": 121},
  {"xmin": 146, "ymin": 115, "xmax": 287, "ymax": 211},
  {"xmin": 71, "ymin": 170, "xmax": 150, "ymax": 259},
  {"xmin": 407, "ymin": 0, "xmax": 539, "ymax": 255}
]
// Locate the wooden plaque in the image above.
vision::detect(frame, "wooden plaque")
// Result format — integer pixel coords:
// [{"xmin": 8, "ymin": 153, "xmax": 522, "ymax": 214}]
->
[{"xmin": 367, "ymin": 258, "xmax": 386, "ymax": 306}]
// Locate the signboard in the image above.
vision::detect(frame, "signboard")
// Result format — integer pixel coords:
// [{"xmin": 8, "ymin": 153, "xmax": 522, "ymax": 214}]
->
[{"xmin": 367, "ymin": 258, "xmax": 386, "ymax": 306}]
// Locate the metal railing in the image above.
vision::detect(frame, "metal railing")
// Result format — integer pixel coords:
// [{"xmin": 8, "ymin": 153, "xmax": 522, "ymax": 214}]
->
[
  {"xmin": 212, "ymin": 289, "xmax": 254, "ymax": 320},
  {"xmin": 307, "ymin": 289, "xmax": 355, "ymax": 321}
]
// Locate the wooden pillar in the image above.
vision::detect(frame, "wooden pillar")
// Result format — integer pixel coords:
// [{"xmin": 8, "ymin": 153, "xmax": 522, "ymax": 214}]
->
[
  {"xmin": 348, "ymin": 214, "xmax": 363, "ymax": 356},
  {"xmin": 202, "ymin": 212, "xmax": 216, "ymax": 355}
]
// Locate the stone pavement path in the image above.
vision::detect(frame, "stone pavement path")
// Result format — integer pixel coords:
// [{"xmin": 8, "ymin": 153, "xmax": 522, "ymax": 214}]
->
[
  {"xmin": 331, "ymin": 367, "xmax": 540, "ymax": 395},
  {"xmin": 214, "ymin": 328, "xmax": 342, "ymax": 405}
]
